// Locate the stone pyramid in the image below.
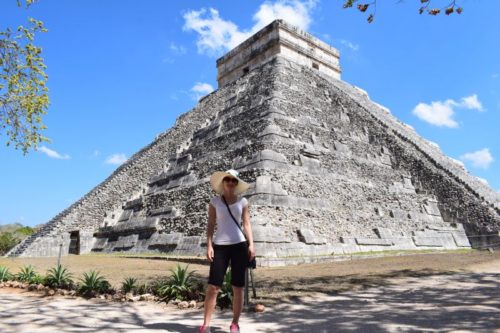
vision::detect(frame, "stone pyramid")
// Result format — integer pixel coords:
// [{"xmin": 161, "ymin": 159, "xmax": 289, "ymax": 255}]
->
[{"xmin": 8, "ymin": 20, "xmax": 500, "ymax": 265}]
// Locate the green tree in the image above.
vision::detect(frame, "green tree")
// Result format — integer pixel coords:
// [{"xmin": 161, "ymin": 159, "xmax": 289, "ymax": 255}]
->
[
  {"xmin": 15, "ymin": 226, "xmax": 34, "ymax": 236},
  {"xmin": 0, "ymin": 232, "xmax": 19, "ymax": 255},
  {"xmin": 343, "ymin": 0, "xmax": 464, "ymax": 23},
  {"xmin": 0, "ymin": 0, "xmax": 49, "ymax": 154}
]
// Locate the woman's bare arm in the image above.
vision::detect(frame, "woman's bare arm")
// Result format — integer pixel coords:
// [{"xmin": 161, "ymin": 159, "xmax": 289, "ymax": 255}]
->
[
  {"xmin": 206, "ymin": 203, "xmax": 216, "ymax": 261},
  {"xmin": 242, "ymin": 205, "xmax": 255, "ymax": 259}
]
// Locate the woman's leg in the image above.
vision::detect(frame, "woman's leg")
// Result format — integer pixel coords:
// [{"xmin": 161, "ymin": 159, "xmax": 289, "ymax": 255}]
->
[
  {"xmin": 231, "ymin": 286, "xmax": 244, "ymax": 324},
  {"xmin": 230, "ymin": 242, "xmax": 248, "ymax": 326},
  {"xmin": 203, "ymin": 244, "xmax": 230, "ymax": 328},
  {"xmin": 203, "ymin": 284, "xmax": 220, "ymax": 326}
]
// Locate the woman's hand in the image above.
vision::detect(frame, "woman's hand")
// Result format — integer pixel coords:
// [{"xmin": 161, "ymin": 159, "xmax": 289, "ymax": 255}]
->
[
  {"xmin": 248, "ymin": 244, "xmax": 255, "ymax": 260},
  {"xmin": 207, "ymin": 245, "xmax": 214, "ymax": 262}
]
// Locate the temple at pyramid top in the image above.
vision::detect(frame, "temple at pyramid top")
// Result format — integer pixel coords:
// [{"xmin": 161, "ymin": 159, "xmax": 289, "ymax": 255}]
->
[{"xmin": 216, "ymin": 19, "xmax": 341, "ymax": 87}]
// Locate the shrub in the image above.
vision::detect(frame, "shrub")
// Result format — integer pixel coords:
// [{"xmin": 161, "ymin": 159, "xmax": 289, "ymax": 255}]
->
[
  {"xmin": 0, "ymin": 232, "xmax": 19, "ymax": 256},
  {"xmin": 121, "ymin": 277, "xmax": 137, "ymax": 294},
  {"xmin": 136, "ymin": 282, "xmax": 151, "ymax": 295},
  {"xmin": 78, "ymin": 271, "xmax": 111, "ymax": 297},
  {"xmin": 16, "ymin": 265, "xmax": 37, "ymax": 282},
  {"xmin": 45, "ymin": 265, "xmax": 73, "ymax": 289},
  {"xmin": 0, "ymin": 266, "xmax": 12, "ymax": 281},
  {"xmin": 15, "ymin": 226, "xmax": 34, "ymax": 236},
  {"xmin": 29, "ymin": 274, "xmax": 45, "ymax": 285},
  {"xmin": 217, "ymin": 269, "xmax": 233, "ymax": 309},
  {"xmin": 157, "ymin": 264, "xmax": 195, "ymax": 301}
]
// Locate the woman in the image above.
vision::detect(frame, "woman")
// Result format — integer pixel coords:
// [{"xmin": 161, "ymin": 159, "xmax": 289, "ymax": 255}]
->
[{"xmin": 199, "ymin": 169, "xmax": 255, "ymax": 333}]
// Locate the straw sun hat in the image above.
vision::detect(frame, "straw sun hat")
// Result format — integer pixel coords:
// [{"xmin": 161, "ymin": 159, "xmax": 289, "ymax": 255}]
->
[{"xmin": 210, "ymin": 169, "xmax": 250, "ymax": 195}]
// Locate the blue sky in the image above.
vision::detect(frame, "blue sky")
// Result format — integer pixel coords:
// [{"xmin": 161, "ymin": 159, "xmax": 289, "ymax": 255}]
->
[{"xmin": 1, "ymin": 0, "xmax": 499, "ymax": 227}]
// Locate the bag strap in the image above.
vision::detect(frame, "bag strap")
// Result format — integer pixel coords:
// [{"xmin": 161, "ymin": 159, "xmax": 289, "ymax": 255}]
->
[{"xmin": 221, "ymin": 195, "xmax": 247, "ymax": 241}]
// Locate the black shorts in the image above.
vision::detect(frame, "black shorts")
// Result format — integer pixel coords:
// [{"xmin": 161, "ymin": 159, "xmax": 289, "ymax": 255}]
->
[{"xmin": 208, "ymin": 241, "xmax": 248, "ymax": 288}]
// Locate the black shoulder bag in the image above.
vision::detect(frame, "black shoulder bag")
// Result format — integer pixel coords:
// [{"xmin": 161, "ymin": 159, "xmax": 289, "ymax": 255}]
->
[{"xmin": 221, "ymin": 195, "xmax": 257, "ymax": 269}]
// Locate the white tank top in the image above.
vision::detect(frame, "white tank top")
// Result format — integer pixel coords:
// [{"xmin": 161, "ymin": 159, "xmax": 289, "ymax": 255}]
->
[{"xmin": 210, "ymin": 196, "xmax": 248, "ymax": 245}]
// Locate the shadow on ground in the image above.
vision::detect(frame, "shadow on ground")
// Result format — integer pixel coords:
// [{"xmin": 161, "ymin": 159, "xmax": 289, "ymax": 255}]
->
[{"xmin": 0, "ymin": 270, "xmax": 499, "ymax": 332}]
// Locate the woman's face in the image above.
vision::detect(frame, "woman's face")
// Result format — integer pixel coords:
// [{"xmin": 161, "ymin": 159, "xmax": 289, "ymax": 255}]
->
[{"xmin": 222, "ymin": 176, "xmax": 238, "ymax": 193}]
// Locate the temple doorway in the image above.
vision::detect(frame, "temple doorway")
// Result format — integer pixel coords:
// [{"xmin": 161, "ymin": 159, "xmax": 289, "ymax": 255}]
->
[{"xmin": 69, "ymin": 231, "xmax": 80, "ymax": 254}]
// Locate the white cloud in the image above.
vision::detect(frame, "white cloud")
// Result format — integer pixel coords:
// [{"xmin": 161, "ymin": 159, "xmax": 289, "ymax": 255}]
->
[
  {"xmin": 252, "ymin": 0, "xmax": 315, "ymax": 31},
  {"xmin": 183, "ymin": 0, "xmax": 316, "ymax": 56},
  {"xmin": 93, "ymin": 150, "xmax": 101, "ymax": 157},
  {"xmin": 38, "ymin": 146, "xmax": 70, "ymax": 160},
  {"xmin": 339, "ymin": 39, "xmax": 359, "ymax": 51},
  {"xmin": 169, "ymin": 42, "xmax": 187, "ymax": 55},
  {"xmin": 460, "ymin": 94, "xmax": 484, "ymax": 111},
  {"xmin": 105, "ymin": 153, "xmax": 128, "ymax": 165},
  {"xmin": 191, "ymin": 82, "xmax": 214, "ymax": 100},
  {"xmin": 412, "ymin": 94, "xmax": 484, "ymax": 128},
  {"xmin": 460, "ymin": 148, "xmax": 493, "ymax": 169}
]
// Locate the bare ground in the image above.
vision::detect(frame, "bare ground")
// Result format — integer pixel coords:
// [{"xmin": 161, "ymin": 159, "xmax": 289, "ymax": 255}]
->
[
  {"xmin": 1, "ymin": 250, "xmax": 499, "ymax": 304},
  {"xmin": 0, "ymin": 250, "xmax": 499, "ymax": 332}
]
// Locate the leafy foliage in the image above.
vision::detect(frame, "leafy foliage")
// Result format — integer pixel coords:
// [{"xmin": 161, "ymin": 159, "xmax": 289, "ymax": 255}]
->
[
  {"xmin": 16, "ymin": 264, "xmax": 37, "ymax": 282},
  {"xmin": 0, "ymin": 266, "xmax": 12, "ymax": 281},
  {"xmin": 121, "ymin": 277, "xmax": 138, "ymax": 294},
  {"xmin": 0, "ymin": 0, "xmax": 49, "ymax": 154},
  {"xmin": 216, "ymin": 269, "xmax": 233, "ymax": 309},
  {"xmin": 0, "ymin": 224, "xmax": 36, "ymax": 255},
  {"xmin": 77, "ymin": 271, "xmax": 111, "ymax": 297},
  {"xmin": 0, "ymin": 232, "xmax": 19, "ymax": 255},
  {"xmin": 343, "ymin": 0, "xmax": 464, "ymax": 23},
  {"xmin": 15, "ymin": 226, "xmax": 34, "ymax": 236},
  {"xmin": 136, "ymin": 282, "xmax": 151, "ymax": 295},
  {"xmin": 45, "ymin": 265, "xmax": 73, "ymax": 289},
  {"xmin": 156, "ymin": 264, "xmax": 196, "ymax": 301},
  {"xmin": 29, "ymin": 273, "xmax": 44, "ymax": 285}
]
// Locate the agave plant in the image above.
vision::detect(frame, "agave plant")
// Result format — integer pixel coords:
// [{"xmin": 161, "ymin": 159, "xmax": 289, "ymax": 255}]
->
[
  {"xmin": 121, "ymin": 277, "xmax": 137, "ymax": 294},
  {"xmin": 157, "ymin": 264, "xmax": 195, "ymax": 301},
  {"xmin": 78, "ymin": 271, "xmax": 111, "ymax": 297},
  {"xmin": 0, "ymin": 266, "xmax": 12, "ymax": 282},
  {"xmin": 136, "ymin": 282, "xmax": 151, "ymax": 295},
  {"xmin": 16, "ymin": 265, "xmax": 37, "ymax": 282},
  {"xmin": 29, "ymin": 274, "xmax": 45, "ymax": 285},
  {"xmin": 217, "ymin": 269, "xmax": 233, "ymax": 309},
  {"xmin": 45, "ymin": 265, "xmax": 73, "ymax": 289}
]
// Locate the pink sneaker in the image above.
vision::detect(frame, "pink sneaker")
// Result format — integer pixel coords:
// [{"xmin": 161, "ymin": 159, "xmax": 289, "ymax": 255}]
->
[
  {"xmin": 199, "ymin": 325, "xmax": 211, "ymax": 333},
  {"xmin": 230, "ymin": 323, "xmax": 240, "ymax": 333}
]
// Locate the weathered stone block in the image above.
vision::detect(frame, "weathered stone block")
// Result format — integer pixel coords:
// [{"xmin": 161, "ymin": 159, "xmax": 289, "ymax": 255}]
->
[
  {"xmin": 355, "ymin": 238, "xmax": 393, "ymax": 246},
  {"xmin": 123, "ymin": 198, "xmax": 143, "ymax": 210},
  {"xmin": 333, "ymin": 141, "xmax": 350, "ymax": 154},
  {"xmin": 115, "ymin": 235, "xmax": 139, "ymax": 249},
  {"xmin": 452, "ymin": 232, "xmax": 471, "ymax": 247},
  {"xmin": 93, "ymin": 238, "xmax": 108, "ymax": 250},
  {"xmin": 175, "ymin": 236, "xmax": 202, "ymax": 253},
  {"xmin": 374, "ymin": 227, "xmax": 392, "ymax": 239},
  {"xmin": 253, "ymin": 225, "xmax": 290, "ymax": 243},
  {"xmin": 297, "ymin": 228, "xmax": 327, "ymax": 244},
  {"xmin": 149, "ymin": 206, "xmax": 178, "ymax": 217},
  {"xmin": 423, "ymin": 199, "xmax": 441, "ymax": 216},
  {"xmin": 118, "ymin": 209, "xmax": 132, "ymax": 222},
  {"xmin": 148, "ymin": 232, "xmax": 183, "ymax": 246},
  {"xmin": 413, "ymin": 236, "xmax": 443, "ymax": 247},
  {"xmin": 299, "ymin": 154, "xmax": 320, "ymax": 170}
]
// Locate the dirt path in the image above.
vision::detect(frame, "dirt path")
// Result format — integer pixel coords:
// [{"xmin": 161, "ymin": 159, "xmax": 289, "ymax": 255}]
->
[{"xmin": 1, "ymin": 253, "xmax": 499, "ymax": 332}]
